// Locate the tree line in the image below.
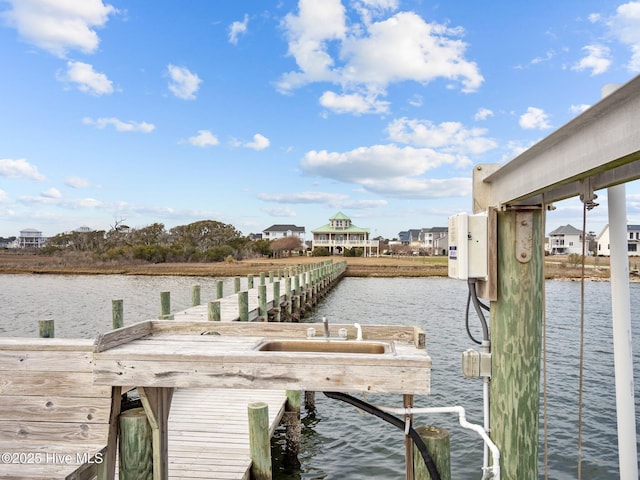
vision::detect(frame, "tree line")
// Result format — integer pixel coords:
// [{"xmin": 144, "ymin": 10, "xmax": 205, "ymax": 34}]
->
[{"xmin": 43, "ymin": 220, "xmax": 305, "ymax": 263}]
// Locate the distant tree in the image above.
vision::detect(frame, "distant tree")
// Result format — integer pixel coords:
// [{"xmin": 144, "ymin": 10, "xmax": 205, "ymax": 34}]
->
[
  {"xmin": 270, "ymin": 236, "xmax": 303, "ymax": 258},
  {"xmin": 251, "ymin": 239, "xmax": 272, "ymax": 257},
  {"xmin": 169, "ymin": 220, "xmax": 242, "ymax": 252},
  {"xmin": 128, "ymin": 223, "xmax": 168, "ymax": 246}
]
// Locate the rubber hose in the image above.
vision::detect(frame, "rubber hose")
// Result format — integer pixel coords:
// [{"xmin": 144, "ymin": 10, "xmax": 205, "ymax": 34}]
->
[{"xmin": 323, "ymin": 391, "xmax": 442, "ymax": 480}]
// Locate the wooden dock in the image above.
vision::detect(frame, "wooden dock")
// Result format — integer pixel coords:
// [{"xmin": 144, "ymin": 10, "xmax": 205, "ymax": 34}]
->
[{"xmin": 154, "ymin": 388, "xmax": 286, "ymax": 480}]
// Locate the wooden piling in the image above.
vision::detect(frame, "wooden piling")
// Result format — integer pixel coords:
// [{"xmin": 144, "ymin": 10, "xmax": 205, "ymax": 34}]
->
[
  {"xmin": 239, "ymin": 291, "xmax": 249, "ymax": 321},
  {"xmin": 38, "ymin": 319, "xmax": 54, "ymax": 338},
  {"xmin": 283, "ymin": 390, "xmax": 301, "ymax": 467},
  {"xmin": 112, "ymin": 299, "xmax": 123, "ymax": 329},
  {"xmin": 159, "ymin": 291, "xmax": 173, "ymax": 320},
  {"xmin": 248, "ymin": 274, "xmax": 254, "ymax": 289},
  {"xmin": 191, "ymin": 285, "xmax": 201, "ymax": 306},
  {"xmin": 208, "ymin": 300, "xmax": 221, "ymax": 321},
  {"xmin": 272, "ymin": 281, "xmax": 281, "ymax": 322},
  {"xmin": 413, "ymin": 426, "xmax": 451, "ymax": 480},
  {"xmin": 490, "ymin": 208, "xmax": 544, "ymax": 479},
  {"xmin": 258, "ymin": 284, "xmax": 267, "ymax": 321},
  {"xmin": 234, "ymin": 277, "xmax": 241, "ymax": 293},
  {"xmin": 304, "ymin": 391, "xmax": 315, "ymax": 411},
  {"xmin": 119, "ymin": 407, "xmax": 153, "ymax": 480},
  {"xmin": 248, "ymin": 402, "xmax": 272, "ymax": 480},
  {"xmin": 216, "ymin": 280, "xmax": 224, "ymax": 299}
]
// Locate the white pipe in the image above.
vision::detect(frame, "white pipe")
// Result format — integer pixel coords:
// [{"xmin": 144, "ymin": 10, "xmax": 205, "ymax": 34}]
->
[
  {"xmin": 483, "ymin": 378, "xmax": 490, "ymax": 472},
  {"xmin": 374, "ymin": 404, "xmax": 500, "ymax": 480},
  {"xmin": 607, "ymin": 183, "xmax": 638, "ymax": 480}
]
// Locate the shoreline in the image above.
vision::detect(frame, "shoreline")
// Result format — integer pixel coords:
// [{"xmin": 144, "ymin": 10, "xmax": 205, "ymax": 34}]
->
[{"xmin": 0, "ymin": 251, "xmax": 622, "ymax": 281}]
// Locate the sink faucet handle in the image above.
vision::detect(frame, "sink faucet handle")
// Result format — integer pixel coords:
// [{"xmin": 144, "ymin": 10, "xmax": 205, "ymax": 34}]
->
[{"xmin": 354, "ymin": 322, "xmax": 363, "ymax": 341}]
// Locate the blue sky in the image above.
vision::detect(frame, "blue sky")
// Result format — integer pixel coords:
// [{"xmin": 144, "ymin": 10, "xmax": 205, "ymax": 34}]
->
[{"xmin": 1, "ymin": 0, "xmax": 640, "ymax": 240}]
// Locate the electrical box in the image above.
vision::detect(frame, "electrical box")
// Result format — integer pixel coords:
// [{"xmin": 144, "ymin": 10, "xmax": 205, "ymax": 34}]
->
[
  {"xmin": 461, "ymin": 348, "xmax": 492, "ymax": 378},
  {"xmin": 448, "ymin": 212, "xmax": 488, "ymax": 280}
]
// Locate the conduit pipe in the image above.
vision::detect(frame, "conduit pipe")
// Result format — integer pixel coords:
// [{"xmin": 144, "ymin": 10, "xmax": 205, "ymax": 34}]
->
[{"xmin": 374, "ymin": 404, "xmax": 500, "ymax": 480}]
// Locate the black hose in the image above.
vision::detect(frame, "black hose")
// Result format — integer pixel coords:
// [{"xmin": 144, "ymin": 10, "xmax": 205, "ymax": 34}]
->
[
  {"xmin": 322, "ymin": 391, "xmax": 442, "ymax": 480},
  {"xmin": 465, "ymin": 288, "xmax": 482, "ymax": 345}
]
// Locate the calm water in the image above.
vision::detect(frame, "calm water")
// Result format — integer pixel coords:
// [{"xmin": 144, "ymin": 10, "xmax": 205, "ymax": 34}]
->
[{"xmin": 1, "ymin": 274, "xmax": 639, "ymax": 478}]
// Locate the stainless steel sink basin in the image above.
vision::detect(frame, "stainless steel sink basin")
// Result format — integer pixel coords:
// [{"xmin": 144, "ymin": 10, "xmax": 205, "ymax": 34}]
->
[{"xmin": 255, "ymin": 339, "xmax": 395, "ymax": 354}]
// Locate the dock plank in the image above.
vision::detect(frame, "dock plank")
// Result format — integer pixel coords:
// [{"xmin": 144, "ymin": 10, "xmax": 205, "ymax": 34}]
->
[{"xmin": 166, "ymin": 388, "xmax": 287, "ymax": 480}]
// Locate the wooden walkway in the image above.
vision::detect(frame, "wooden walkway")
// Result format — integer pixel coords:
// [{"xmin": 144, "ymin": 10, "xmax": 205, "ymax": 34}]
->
[{"xmin": 167, "ymin": 388, "xmax": 287, "ymax": 479}]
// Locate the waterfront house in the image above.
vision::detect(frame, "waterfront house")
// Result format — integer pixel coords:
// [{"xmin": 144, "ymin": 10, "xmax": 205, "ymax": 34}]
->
[
  {"xmin": 547, "ymin": 224, "xmax": 583, "ymax": 255},
  {"xmin": 311, "ymin": 212, "xmax": 379, "ymax": 256},
  {"xmin": 18, "ymin": 228, "xmax": 46, "ymax": 249},
  {"xmin": 262, "ymin": 224, "xmax": 305, "ymax": 241},
  {"xmin": 596, "ymin": 224, "xmax": 640, "ymax": 256},
  {"xmin": 420, "ymin": 227, "xmax": 448, "ymax": 256}
]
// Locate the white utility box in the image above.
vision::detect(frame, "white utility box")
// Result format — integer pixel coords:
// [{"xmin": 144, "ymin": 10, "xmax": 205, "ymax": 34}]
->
[{"xmin": 448, "ymin": 212, "xmax": 488, "ymax": 280}]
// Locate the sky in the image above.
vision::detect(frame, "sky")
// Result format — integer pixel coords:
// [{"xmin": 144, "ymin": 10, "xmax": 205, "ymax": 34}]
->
[{"xmin": 2, "ymin": 0, "xmax": 640, "ymax": 241}]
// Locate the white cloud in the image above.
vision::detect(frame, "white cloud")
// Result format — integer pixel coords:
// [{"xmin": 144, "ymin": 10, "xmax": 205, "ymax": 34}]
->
[
  {"xmin": 188, "ymin": 130, "xmax": 219, "ymax": 147},
  {"xmin": 262, "ymin": 206, "xmax": 297, "ymax": 217},
  {"xmin": 229, "ymin": 14, "xmax": 248, "ymax": 44},
  {"xmin": 58, "ymin": 61, "xmax": 114, "ymax": 95},
  {"xmin": 258, "ymin": 191, "xmax": 348, "ymax": 204},
  {"xmin": 278, "ymin": 5, "xmax": 483, "ymax": 103},
  {"xmin": 570, "ymin": 104, "xmax": 591, "ymax": 115},
  {"xmin": 0, "ymin": 189, "xmax": 10, "ymax": 203},
  {"xmin": 319, "ymin": 90, "xmax": 389, "ymax": 114},
  {"xmin": 572, "ymin": 45, "xmax": 611, "ymax": 75},
  {"xmin": 519, "ymin": 107, "xmax": 551, "ymax": 130},
  {"xmin": 65, "ymin": 176, "xmax": 99, "ymax": 188},
  {"xmin": 608, "ymin": 1, "xmax": 640, "ymax": 71},
  {"xmin": 0, "ymin": 158, "xmax": 45, "ymax": 181},
  {"xmin": 360, "ymin": 176, "xmax": 471, "ymax": 198},
  {"xmin": 474, "ymin": 108, "xmax": 494, "ymax": 121},
  {"xmin": 387, "ymin": 117, "xmax": 497, "ymax": 160},
  {"xmin": 42, "ymin": 187, "xmax": 61, "ymax": 199},
  {"xmin": 167, "ymin": 64, "xmax": 202, "ymax": 100},
  {"xmin": 82, "ymin": 117, "xmax": 155, "ymax": 133},
  {"xmin": 244, "ymin": 133, "xmax": 270, "ymax": 150},
  {"xmin": 1, "ymin": 0, "xmax": 116, "ymax": 57}
]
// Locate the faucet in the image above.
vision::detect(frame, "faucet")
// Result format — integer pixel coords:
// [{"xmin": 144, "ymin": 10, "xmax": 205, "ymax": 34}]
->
[
  {"xmin": 354, "ymin": 322, "xmax": 363, "ymax": 341},
  {"xmin": 322, "ymin": 317, "xmax": 330, "ymax": 338}
]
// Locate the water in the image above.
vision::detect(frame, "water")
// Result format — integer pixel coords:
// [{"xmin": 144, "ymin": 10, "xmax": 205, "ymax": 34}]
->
[{"xmin": 1, "ymin": 274, "xmax": 639, "ymax": 478}]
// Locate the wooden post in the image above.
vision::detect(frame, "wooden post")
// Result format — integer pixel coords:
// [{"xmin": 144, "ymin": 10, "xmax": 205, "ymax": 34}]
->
[
  {"xmin": 258, "ymin": 284, "xmax": 267, "ymax": 321},
  {"xmin": 248, "ymin": 274, "xmax": 254, "ymax": 289},
  {"xmin": 234, "ymin": 277, "xmax": 241, "ymax": 293},
  {"xmin": 304, "ymin": 391, "xmax": 315, "ymax": 411},
  {"xmin": 112, "ymin": 299, "xmax": 123, "ymax": 329},
  {"xmin": 216, "ymin": 280, "xmax": 224, "ymax": 299},
  {"xmin": 285, "ymin": 276, "xmax": 292, "ymax": 321},
  {"xmin": 138, "ymin": 387, "xmax": 173, "ymax": 480},
  {"xmin": 158, "ymin": 292, "xmax": 173, "ymax": 320},
  {"xmin": 208, "ymin": 300, "xmax": 221, "ymax": 321},
  {"xmin": 283, "ymin": 390, "xmax": 301, "ymax": 468},
  {"xmin": 118, "ymin": 407, "xmax": 153, "ymax": 480},
  {"xmin": 38, "ymin": 319, "xmax": 54, "ymax": 338},
  {"xmin": 272, "ymin": 281, "xmax": 281, "ymax": 322},
  {"xmin": 413, "ymin": 426, "xmax": 450, "ymax": 480},
  {"xmin": 490, "ymin": 208, "xmax": 544, "ymax": 479},
  {"xmin": 248, "ymin": 402, "xmax": 272, "ymax": 480},
  {"xmin": 404, "ymin": 394, "xmax": 414, "ymax": 480},
  {"xmin": 269, "ymin": 271, "xmax": 274, "ymax": 283},
  {"xmin": 191, "ymin": 285, "xmax": 201, "ymax": 306},
  {"xmin": 239, "ymin": 291, "xmax": 249, "ymax": 321},
  {"xmin": 260, "ymin": 272, "xmax": 266, "ymax": 285}
]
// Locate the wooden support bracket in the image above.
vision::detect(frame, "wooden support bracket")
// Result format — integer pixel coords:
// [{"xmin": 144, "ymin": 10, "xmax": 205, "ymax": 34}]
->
[{"xmin": 139, "ymin": 387, "xmax": 174, "ymax": 480}]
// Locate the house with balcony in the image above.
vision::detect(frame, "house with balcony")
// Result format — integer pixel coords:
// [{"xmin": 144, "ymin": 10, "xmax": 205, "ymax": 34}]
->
[
  {"xmin": 596, "ymin": 224, "xmax": 640, "ymax": 256},
  {"xmin": 262, "ymin": 224, "xmax": 305, "ymax": 241},
  {"xmin": 311, "ymin": 212, "xmax": 379, "ymax": 257},
  {"xmin": 18, "ymin": 228, "xmax": 46, "ymax": 249},
  {"xmin": 547, "ymin": 224, "xmax": 583, "ymax": 255},
  {"xmin": 420, "ymin": 227, "xmax": 449, "ymax": 256}
]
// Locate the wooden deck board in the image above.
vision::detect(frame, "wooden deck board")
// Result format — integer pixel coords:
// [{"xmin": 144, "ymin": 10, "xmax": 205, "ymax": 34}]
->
[{"xmin": 113, "ymin": 388, "xmax": 287, "ymax": 480}]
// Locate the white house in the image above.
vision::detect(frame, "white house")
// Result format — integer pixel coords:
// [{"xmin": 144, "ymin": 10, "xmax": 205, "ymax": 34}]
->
[
  {"xmin": 420, "ymin": 227, "xmax": 448, "ymax": 256},
  {"xmin": 262, "ymin": 224, "xmax": 305, "ymax": 241},
  {"xmin": 18, "ymin": 228, "xmax": 46, "ymax": 249},
  {"xmin": 311, "ymin": 212, "xmax": 379, "ymax": 257},
  {"xmin": 547, "ymin": 224, "xmax": 583, "ymax": 255},
  {"xmin": 596, "ymin": 224, "xmax": 640, "ymax": 256}
]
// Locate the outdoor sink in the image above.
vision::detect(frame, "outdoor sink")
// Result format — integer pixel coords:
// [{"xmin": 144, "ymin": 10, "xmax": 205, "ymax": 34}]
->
[{"xmin": 255, "ymin": 339, "xmax": 395, "ymax": 355}]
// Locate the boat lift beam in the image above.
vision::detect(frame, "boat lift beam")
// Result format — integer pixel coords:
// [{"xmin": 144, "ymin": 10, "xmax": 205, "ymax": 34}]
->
[{"xmin": 475, "ymin": 75, "xmax": 639, "ymax": 479}]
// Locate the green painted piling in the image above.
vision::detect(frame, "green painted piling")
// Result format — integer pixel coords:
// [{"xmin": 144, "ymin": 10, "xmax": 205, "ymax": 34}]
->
[
  {"xmin": 248, "ymin": 402, "xmax": 272, "ymax": 480},
  {"xmin": 208, "ymin": 300, "xmax": 221, "ymax": 321},
  {"xmin": 216, "ymin": 280, "xmax": 224, "ymax": 299},
  {"xmin": 248, "ymin": 274, "xmax": 254, "ymax": 289},
  {"xmin": 234, "ymin": 277, "xmax": 241, "ymax": 293},
  {"xmin": 112, "ymin": 299, "xmax": 123, "ymax": 329},
  {"xmin": 272, "ymin": 281, "xmax": 281, "ymax": 322},
  {"xmin": 191, "ymin": 285, "xmax": 201, "ymax": 306},
  {"xmin": 118, "ymin": 407, "xmax": 153, "ymax": 480},
  {"xmin": 269, "ymin": 271, "xmax": 274, "ymax": 283},
  {"xmin": 258, "ymin": 284, "xmax": 267, "ymax": 321},
  {"xmin": 38, "ymin": 319, "xmax": 54, "ymax": 338},
  {"xmin": 413, "ymin": 426, "xmax": 451, "ymax": 480},
  {"xmin": 239, "ymin": 291, "xmax": 249, "ymax": 321},
  {"xmin": 260, "ymin": 272, "xmax": 266, "ymax": 285},
  {"xmin": 159, "ymin": 291, "xmax": 173, "ymax": 320}
]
